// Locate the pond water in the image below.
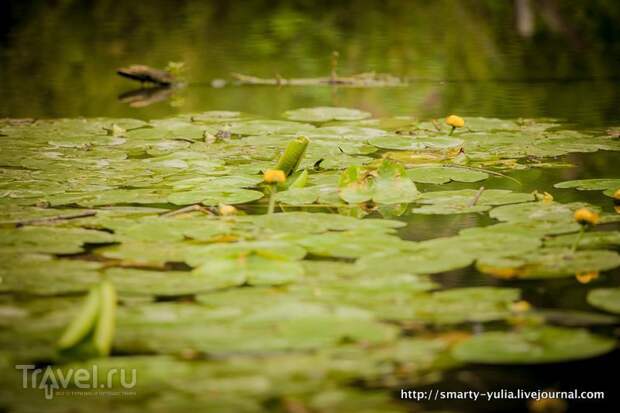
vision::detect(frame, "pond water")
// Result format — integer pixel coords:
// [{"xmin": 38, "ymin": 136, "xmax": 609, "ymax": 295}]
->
[{"xmin": 1, "ymin": 1, "xmax": 619, "ymax": 412}]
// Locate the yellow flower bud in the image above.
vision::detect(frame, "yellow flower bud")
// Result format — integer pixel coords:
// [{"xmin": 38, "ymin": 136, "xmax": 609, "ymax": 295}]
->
[
  {"xmin": 445, "ymin": 115, "xmax": 465, "ymax": 128},
  {"xmin": 575, "ymin": 271, "xmax": 598, "ymax": 284},
  {"xmin": 573, "ymin": 207, "xmax": 599, "ymax": 226},
  {"xmin": 614, "ymin": 188, "xmax": 620, "ymax": 201},
  {"xmin": 511, "ymin": 300, "xmax": 531, "ymax": 313},
  {"xmin": 218, "ymin": 204, "xmax": 237, "ymax": 216},
  {"xmin": 263, "ymin": 169, "xmax": 286, "ymax": 184}
]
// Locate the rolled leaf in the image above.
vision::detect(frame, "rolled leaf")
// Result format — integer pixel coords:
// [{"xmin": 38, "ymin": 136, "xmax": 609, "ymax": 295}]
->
[
  {"xmin": 57, "ymin": 286, "xmax": 100, "ymax": 350},
  {"xmin": 289, "ymin": 169, "xmax": 308, "ymax": 189},
  {"xmin": 275, "ymin": 136, "xmax": 309, "ymax": 176},
  {"xmin": 93, "ymin": 281, "xmax": 117, "ymax": 356}
]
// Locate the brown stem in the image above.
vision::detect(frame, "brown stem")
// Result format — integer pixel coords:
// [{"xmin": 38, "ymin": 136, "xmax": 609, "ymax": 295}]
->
[{"xmin": 16, "ymin": 210, "xmax": 96, "ymax": 227}]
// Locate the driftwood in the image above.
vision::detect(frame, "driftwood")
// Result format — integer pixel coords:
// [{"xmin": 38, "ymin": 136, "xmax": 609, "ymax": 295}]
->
[
  {"xmin": 231, "ymin": 72, "xmax": 406, "ymax": 87},
  {"xmin": 117, "ymin": 65, "xmax": 175, "ymax": 86}
]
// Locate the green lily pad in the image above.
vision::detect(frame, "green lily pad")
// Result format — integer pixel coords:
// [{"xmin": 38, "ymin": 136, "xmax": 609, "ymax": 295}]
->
[
  {"xmin": 338, "ymin": 161, "xmax": 419, "ymax": 204},
  {"xmin": 192, "ymin": 255, "xmax": 304, "ymax": 287},
  {"xmin": 368, "ymin": 135, "xmax": 463, "ymax": 152},
  {"xmin": 545, "ymin": 231, "xmax": 620, "ymax": 249},
  {"xmin": 587, "ymin": 288, "xmax": 620, "ymax": 314},
  {"xmin": 229, "ymin": 120, "xmax": 316, "ymax": 135},
  {"xmin": 554, "ymin": 178, "xmax": 620, "ymax": 193},
  {"xmin": 0, "ymin": 226, "xmax": 114, "ymax": 254},
  {"xmin": 411, "ymin": 189, "xmax": 533, "ymax": 215},
  {"xmin": 407, "ymin": 166, "xmax": 489, "ymax": 184},
  {"xmin": 0, "ymin": 253, "xmax": 102, "ymax": 295},
  {"xmin": 283, "ymin": 107, "xmax": 371, "ymax": 123},
  {"xmin": 477, "ymin": 248, "xmax": 620, "ymax": 279},
  {"xmin": 167, "ymin": 188, "xmax": 264, "ymax": 206},
  {"xmin": 452, "ymin": 326, "xmax": 615, "ymax": 364}
]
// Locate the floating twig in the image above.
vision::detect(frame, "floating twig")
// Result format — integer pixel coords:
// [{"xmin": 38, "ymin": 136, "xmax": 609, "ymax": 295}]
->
[
  {"xmin": 469, "ymin": 186, "xmax": 485, "ymax": 207},
  {"xmin": 160, "ymin": 204, "xmax": 214, "ymax": 217},
  {"xmin": 231, "ymin": 72, "xmax": 406, "ymax": 87},
  {"xmin": 16, "ymin": 210, "xmax": 96, "ymax": 227}
]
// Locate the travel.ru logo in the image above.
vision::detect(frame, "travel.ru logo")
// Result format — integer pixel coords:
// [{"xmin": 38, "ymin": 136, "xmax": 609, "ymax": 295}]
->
[{"xmin": 16, "ymin": 364, "xmax": 137, "ymax": 399}]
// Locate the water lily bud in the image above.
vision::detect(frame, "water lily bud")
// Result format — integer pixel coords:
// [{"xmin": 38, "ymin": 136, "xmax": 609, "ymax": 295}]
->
[
  {"xmin": 614, "ymin": 188, "xmax": 620, "ymax": 204},
  {"xmin": 445, "ymin": 115, "xmax": 465, "ymax": 128},
  {"xmin": 218, "ymin": 204, "xmax": 237, "ymax": 216},
  {"xmin": 573, "ymin": 207, "xmax": 599, "ymax": 226},
  {"xmin": 263, "ymin": 169, "xmax": 286, "ymax": 184},
  {"xmin": 511, "ymin": 300, "xmax": 532, "ymax": 313},
  {"xmin": 575, "ymin": 271, "xmax": 599, "ymax": 284}
]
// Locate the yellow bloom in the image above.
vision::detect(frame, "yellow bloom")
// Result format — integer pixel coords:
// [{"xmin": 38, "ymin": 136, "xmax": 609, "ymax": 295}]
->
[
  {"xmin": 575, "ymin": 271, "xmax": 599, "ymax": 284},
  {"xmin": 218, "ymin": 204, "xmax": 237, "ymax": 216},
  {"xmin": 445, "ymin": 115, "xmax": 465, "ymax": 128},
  {"xmin": 614, "ymin": 188, "xmax": 620, "ymax": 201},
  {"xmin": 511, "ymin": 300, "xmax": 531, "ymax": 313},
  {"xmin": 263, "ymin": 169, "xmax": 286, "ymax": 184},
  {"xmin": 573, "ymin": 207, "xmax": 599, "ymax": 226}
]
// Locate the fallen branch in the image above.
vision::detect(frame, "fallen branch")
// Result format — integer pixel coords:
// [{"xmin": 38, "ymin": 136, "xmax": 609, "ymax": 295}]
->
[{"xmin": 232, "ymin": 72, "xmax": 406, "ymax": 87}]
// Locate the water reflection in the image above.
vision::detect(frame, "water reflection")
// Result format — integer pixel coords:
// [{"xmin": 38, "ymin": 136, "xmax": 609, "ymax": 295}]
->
[{"xmin": 1, "ymin": 0, "xmax": 619, "ymax": 123}]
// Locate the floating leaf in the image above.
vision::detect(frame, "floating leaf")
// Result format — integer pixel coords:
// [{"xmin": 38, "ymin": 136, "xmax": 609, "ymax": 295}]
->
[
  {"xmin": 587, "ymin": 288, "xmax": 620, "ymax": 314},
  {"xmin": 283, "ymin": 107, "xmax": 371, "ymax": 123},
  {"xmin": 453, "ymin": 326, "xmax": 615, "ymax": 364},
  {"xmin": 545, "ymin": 231, "xmax": 620, "ymax": 249},
  {"xmin": 338, "ymin": 161, "xmax": 419, "ymax": 204},
  {"xmin": 411, "ymin": 189, "xmax": 533, "ymax": 215},
  {"xmin": 407, "ymin": 166, "xmax": 488, "ymax": 184},
  {"xmin": 554, "ymin": 178, "xmax": 620, "ymax": 192},
  {"xmin": 477, "ymin": 248, "xmax": 620, "ymax": 279},
  {"xmin": 368, "ymin": 135, "xmax": 463, "ymax": 152}
]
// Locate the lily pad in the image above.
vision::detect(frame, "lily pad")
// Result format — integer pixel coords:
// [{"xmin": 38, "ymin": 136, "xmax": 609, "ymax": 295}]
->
[
  {"xmin": 368, "ymin": 135, "xmax": 463, "ymax": 152},
  {"xmin": 477, "ymin": 248, "xmax": 620, "ymax": 279},
  {"xmin": 554, "ymin": 178, "xmax": 620, "ymax": 193},
  {"xmin": 587, "ymin": 288, "xmax": 620, "ymax": 314},
  {"xmin": 453, "ymin": 326, "xmax": 615, "ymax": 364},
  {"xmin": 192, "ymin": 255, "xmax": 304, "ymax": 287},
  {"xmin": 411, "ymin": 189, "xmax": 533, "ymax": 215},
  {"xmin": 407, "ymin": 166, "xmax": 489, "ymax": 184},
  {"xmin": 283, "ymin": 107, "xmax": 371, "ymax": 123},
  {"xmin": 338, "ymin": 161, "xmax": 419, "ymax": 204}
]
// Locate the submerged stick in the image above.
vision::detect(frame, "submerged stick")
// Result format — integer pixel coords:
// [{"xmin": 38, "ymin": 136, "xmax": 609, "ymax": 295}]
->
[
  {"xmin": 160, "ymin": 204, "xmax": 214, "ymax": 217},
  {"xmin": 16, "ymin": 210, "xmax": 96, "ymax": 227},
  {"xmin": 443, "ymin": 165, "xmax": 522, "ymax": 186},
  {"xmin": 470, "ymin": 186, "xmax": 485, "ymax": 207}
]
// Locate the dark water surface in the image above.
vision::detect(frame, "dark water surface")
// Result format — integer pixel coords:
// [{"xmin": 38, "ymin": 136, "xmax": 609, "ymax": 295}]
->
[{"xmin": 1, "ymin": 1, "xmax": 620, "ymax": 125}]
